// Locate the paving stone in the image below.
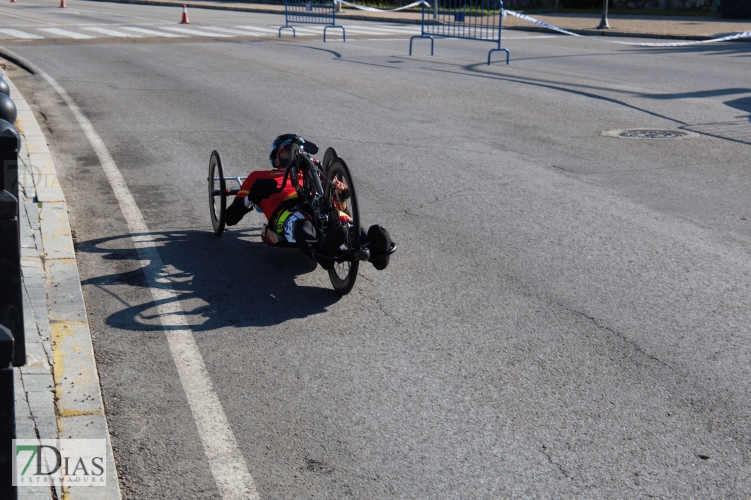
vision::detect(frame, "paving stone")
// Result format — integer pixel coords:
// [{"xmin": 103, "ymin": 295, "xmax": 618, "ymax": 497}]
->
[
  {"xmin": 22, "ymin": 246, "xmax": 39, "ymax": 258},
  {"xmin": 21, "ymin": 342, "xmax": 51, "ymax": 374},
  {"xmin": 24, "ymin": 202, "xmax": 40, "ymax": 231},
  {"xmin": 24, "ymin": 135, "xmax": 49, "ymax": 156},
  {"xmin": 58, "ymin": 415, "xmax": 120, "ymax": 500},
  {"xmin": 34, "ymin": 228, "xmax": 44, "ymax": 255},
  {"xmin": 51, "ymin": 321, "xmax": 102, "ymax": 418},
  {"xmin": 21, "ymin": 235, "xmax": 36, "ymax": 248},
  {"xmin": 37, "ymin": 188, "xmax": 66, "ymax": 203},
  {"xmin": 24, "ymin": 375, "xmax": 58, "ymax": 441},
  {"xmin": 40, "ymin": 203, "xmax": 75, "ymax": 260},
  {"xmin": 46, "ymin": 260, "xmax": 87, "ymax": 324}
]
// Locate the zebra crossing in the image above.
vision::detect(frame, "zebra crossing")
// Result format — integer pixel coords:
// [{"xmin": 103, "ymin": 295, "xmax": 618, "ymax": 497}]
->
[{"xmin": 0, "ymin": 23, "xmax": 421, "ymax": 41}]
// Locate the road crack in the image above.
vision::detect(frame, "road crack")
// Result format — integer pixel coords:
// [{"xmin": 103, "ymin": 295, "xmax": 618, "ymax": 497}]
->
[
  {"xmin": 572, "ymin": 309, "xmax": 675, "ymax": 372},
  {"xmin": 541, "ymin": 444, "xmax": 571, "ymax": 479}
]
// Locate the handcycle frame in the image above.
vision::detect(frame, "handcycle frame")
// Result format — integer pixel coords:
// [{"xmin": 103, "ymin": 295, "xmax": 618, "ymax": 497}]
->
[{"xmin": 208, "ymin": 139, "xmax": 396, "ymax": 294}]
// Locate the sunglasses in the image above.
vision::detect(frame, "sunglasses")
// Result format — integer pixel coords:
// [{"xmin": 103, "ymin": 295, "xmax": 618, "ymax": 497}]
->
[{"xmin": 276, "ymin": 144, "xmax": 291, "ymax": 166}]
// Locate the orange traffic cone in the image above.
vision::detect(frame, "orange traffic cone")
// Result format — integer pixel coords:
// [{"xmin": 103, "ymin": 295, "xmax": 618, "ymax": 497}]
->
[
  {"xmin": 60, "ymin": 0, "xmax": 66, "ymax": 7},
  {"xmin": 180, "ymin": 4, "xmax": 190, "ymax": 24}
]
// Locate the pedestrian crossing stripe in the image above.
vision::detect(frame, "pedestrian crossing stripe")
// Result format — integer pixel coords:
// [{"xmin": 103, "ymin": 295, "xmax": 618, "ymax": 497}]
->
[
  {"xmin": 82, "ymin": 27, "xmax": 142, "ymax": 38},
  {"xmin": 200, "ymin": 26, "xmax": 263, "ymax": 36},
  {"xmin": 235, "ymin": 26, "xmax": 281, "ymax": 35},
  {"xmin": 159, "ymin": 27, "xmax": 233, "ymax": 37},
  {"xmin": 0, "ymin": 24, "xmax": 421, "ymax": 40},
  {"xmin": 119, "ymin": 27, "xmax": 185, "ymax": 37},
  {"xmin": 0, "ymin": 28, "xmax": 44, "ymax": 39},
  {"xmin": 38, "ymin": 28, "xmax": 95, "ymax": 39}
]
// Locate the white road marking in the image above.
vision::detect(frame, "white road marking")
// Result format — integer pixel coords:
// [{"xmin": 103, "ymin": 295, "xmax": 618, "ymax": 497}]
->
[
  {"xmin": 200, "ymin": 26, "xmax": 263, "ymax": 36},
  {"xmin": 160, "ymin": 26, "xmax": 233, "ymax": 37},
  {"xmin": 344, "ymin": 26, "xmax": 413, "ymax": 34},
  {"xmin": 504, "ymin": 35, "xmax": 558, "ymax": 39},
  {"xmin": 8, "ymin": 51, "xmax": 260, "ymax": 500},
  {"xmin": 38, "ymin": 27, "xmax": 95, "ymax": 39},
  {"xmin": 0, "ymin": 10, "xmax": 58, "ymax": 24},
  {"xmin": 120, "ymin": 26, "xmax": 185, "ymax": 37},
  {"xmin": 235, "ymin": 25, "xmax": 284, "ymax": 35},
  {"xmin": 0, "ymin": 28, "xmax": 44, "ymax": 39},
  {"xmin": 82, "ymin": 27, "xmax": 142, "ymax": 37}
]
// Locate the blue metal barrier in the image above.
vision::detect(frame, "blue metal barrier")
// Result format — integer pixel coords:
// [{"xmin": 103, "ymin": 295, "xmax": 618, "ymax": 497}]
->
[
  {"xmin": 409, "ymin": 0, "xmax": 509, "ymax": 65},
  {"xmin": 279, "ymin": 0, "xmax": 346, "ymax": 42}
]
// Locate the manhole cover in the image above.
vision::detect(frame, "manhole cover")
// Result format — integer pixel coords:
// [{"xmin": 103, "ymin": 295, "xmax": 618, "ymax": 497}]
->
[{"xmin": 601, "ymin": 129, "xmax": 698, "ymax": 139}]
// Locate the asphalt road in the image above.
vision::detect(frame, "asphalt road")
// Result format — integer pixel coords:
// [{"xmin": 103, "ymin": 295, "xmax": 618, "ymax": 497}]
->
[{"xmin": 4, "ymin": 0, "xmax": 751, "ymax": 497}]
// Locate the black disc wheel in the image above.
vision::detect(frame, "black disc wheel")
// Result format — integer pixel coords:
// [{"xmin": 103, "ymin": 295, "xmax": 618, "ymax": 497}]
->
[
  {"xmin": 322, "ymin": 147, "xmax": 338, "ymax": 177},
  {"xmin": 208, "ymin": 150, "xmax": 226, "ymax": 236},
  {"xmin": 325, "ymin": 158, "xmax": 360, "ymax": 295}
]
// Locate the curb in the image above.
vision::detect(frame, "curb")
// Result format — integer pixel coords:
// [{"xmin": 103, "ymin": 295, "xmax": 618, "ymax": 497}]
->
[
  {"xmin": 1, "ymin": 65, "xmax": 122, "ymax": 500},
  {"xmin": 86, "ymin": 0, "xmax": 751, "ymax": 41}
]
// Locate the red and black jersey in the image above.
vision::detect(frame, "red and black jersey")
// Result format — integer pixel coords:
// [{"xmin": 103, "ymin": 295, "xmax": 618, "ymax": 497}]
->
[{"xmin": 237, "ymin": 169, "xmax": 300, "ymax": 222}]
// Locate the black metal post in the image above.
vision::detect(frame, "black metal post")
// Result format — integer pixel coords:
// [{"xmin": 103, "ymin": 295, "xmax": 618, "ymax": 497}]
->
[
  {"xmin": 0, "ymin": 117, "xmax": 23, "ymax": 367},
  {"xmin": 0, "ymin": 325, "xmax": 17, "ymax": 500},
  {"xmin": 0, "ymin": 119, "xmax": 20, "ymax": 200},
  {"xmin": 0, "ymin": 190, "xmax": 24, "ymax": 367},
  {"xmin": 597, "ymin": 0, "xmax": 610, "ymax": 29}
]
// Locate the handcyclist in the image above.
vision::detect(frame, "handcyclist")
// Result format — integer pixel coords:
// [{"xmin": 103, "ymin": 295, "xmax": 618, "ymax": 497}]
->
[{"xmin": 225, "ymin": 134, "xmax": 392, "ymax": 271}]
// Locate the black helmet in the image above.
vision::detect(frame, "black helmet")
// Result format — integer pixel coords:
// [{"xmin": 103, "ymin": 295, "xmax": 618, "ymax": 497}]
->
[{"xmin": 269, "ymin": 133, "xmax": 298, "ymax": 168}]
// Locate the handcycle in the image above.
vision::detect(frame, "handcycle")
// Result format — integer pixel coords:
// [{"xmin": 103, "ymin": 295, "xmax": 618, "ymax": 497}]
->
[{"xmin": 207, "ymin": 137, "xmax": 396, "ymax": 295}]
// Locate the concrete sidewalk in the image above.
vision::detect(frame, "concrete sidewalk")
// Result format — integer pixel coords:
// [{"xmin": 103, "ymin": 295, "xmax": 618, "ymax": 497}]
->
[
  {"xmin": 91, "ymin": 0, "xmax": 751, "ymax": 41},
  {"xmin": 2, "ymin": 66, "xmax": 121, "ymax": 500}
]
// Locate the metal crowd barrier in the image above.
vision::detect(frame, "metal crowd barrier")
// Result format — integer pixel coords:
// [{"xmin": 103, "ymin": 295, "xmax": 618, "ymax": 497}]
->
[
  {"xmin": 279, "ymin": 0, "xmax": 346, "ymax": 42},
  {"xmin": 410, "ymin": 0, "xmax": 509, "ymax": 65}
]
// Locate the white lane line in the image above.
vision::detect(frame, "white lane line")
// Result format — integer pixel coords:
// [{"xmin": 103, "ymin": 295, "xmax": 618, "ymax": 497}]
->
[
  {"xmin": 0, "ymin": 28, "xmax": 44, "ymax": 39},
  {"xmin": 38, "ymin": 27, "xmax": 95, "ymax": 39},
  {"xmin": 82, "ymin": 27, "xmax": 142, "ymax": 38},
  {"xmin": 160, "ymin": 26, "xmax": 233, "ymax": 37},
  {"xmin": 200, "ymin": 26, "xmax": 263, "ymax": 36},
  {"xmin": 14, "ymin": 53, "xmax": 259, "ymax": 500},
  {"xmin": 120, "ymin": 26, "xmax": 185, "ymax": 37}
]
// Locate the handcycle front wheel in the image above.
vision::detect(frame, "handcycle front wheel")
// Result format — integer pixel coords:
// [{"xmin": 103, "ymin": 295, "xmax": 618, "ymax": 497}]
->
[
  {"xmin": 325, "ymin": 158, "xmax": 360, "ymax": 295},
  {"xmin": 322, "ymin": 147, "xmax": 338, "ymax": 178},
  {"xmin": 208, "ymin": 150, "xmax": 226, "ymax": 236}
]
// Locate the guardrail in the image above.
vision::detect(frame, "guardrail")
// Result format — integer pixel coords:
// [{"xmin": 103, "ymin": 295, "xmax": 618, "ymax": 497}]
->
[
  {"xmin": 279, "ymin": 0, "xmax": 346, "ymax": 42},
  {"xmin": 410, "ymin": 0, "xmax": 510, "ymax": 65}
]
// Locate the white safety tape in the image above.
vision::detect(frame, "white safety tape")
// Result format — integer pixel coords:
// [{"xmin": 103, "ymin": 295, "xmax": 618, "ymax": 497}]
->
[
  {"xmin": 336, "ymin": 0, "xmax": 430, "ymax": 12},
  {"xmin": 504, "ymin": 9, "xmax": 751, "ymax": 47}
]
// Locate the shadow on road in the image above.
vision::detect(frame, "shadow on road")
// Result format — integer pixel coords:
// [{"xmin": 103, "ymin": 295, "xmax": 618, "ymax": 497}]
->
[{"xmin": 77, "ymin": 228, "xmax": 340, "ymax": 332}]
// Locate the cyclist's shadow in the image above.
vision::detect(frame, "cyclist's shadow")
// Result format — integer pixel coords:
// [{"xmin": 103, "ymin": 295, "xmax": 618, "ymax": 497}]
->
[{"xmin": 77, "ymin": 227, "xmax": 341, "ymax": 332}]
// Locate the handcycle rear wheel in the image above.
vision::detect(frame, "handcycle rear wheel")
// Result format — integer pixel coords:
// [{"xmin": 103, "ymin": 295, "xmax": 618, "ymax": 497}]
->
[
  {"xmin": 325, "ymin": 158, "xmax": 360, "ymax": 295},
  {"xmin": 208, "ymin": 150, "xmax": 226, "ymax": 236}
]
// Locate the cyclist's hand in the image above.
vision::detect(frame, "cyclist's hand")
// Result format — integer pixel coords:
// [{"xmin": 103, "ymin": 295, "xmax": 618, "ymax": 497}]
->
[
  {"xmin": 338, "ymin": 211, "xmax": 353, "ymax": 224},
  {"xmin": 249, "ymin": 178, "xmax": 279, "ymax": 204},
  {"xmin": 332, "ymin": 178, "xmax": 349, "ymax": 199}
]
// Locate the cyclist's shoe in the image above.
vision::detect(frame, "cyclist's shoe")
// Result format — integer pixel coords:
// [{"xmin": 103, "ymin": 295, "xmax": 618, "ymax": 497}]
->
[
  {"xmin": 368, "ymin": 225, "xmax": 392, "ymax": 270},
  {"xmin": 316, "ymin": 225, "xmax": 347, "ymax": 270}
]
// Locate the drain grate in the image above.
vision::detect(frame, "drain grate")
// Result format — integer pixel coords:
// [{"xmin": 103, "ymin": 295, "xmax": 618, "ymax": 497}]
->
[{"xmin": 601, "ymin": 128, "xmax": 698, "ymax": 140}]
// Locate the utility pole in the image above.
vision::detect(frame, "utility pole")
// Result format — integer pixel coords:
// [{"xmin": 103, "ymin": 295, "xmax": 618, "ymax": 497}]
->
[{"xmin": 597, "ymin": 0, "xmax": 610, "ymax": 29}]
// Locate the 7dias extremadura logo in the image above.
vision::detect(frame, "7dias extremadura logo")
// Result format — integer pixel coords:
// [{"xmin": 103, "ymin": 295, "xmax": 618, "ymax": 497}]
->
[{"xmin": 12, "ymin": 439, "xmax": 106, "ymax": 487}]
